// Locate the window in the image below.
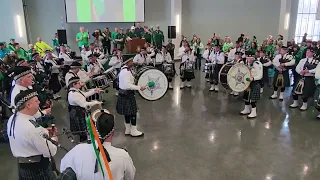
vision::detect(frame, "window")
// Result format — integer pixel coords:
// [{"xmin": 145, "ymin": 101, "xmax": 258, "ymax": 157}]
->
[{"xmin": 295, "ymin": 0, "xmax": 320, "ymax": 42}]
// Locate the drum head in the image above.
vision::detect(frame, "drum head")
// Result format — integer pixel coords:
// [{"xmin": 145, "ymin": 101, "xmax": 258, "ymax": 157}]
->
[
  {"xmin": 227, "ymin": 63, "xmax": 251, "ymax": 92},
  {"xmin": 136, "ymin": 69, "xmax": 168, "ymax": 101}
]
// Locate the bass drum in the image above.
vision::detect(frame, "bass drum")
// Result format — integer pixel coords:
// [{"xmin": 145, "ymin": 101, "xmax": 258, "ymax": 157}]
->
[
  {"xmin": 219, "ymin": 63, "xmax": 234, "ymax": 90},
  {"xmin": 220, "ymin": 63, "xmax": 251, "ymax": 92},
  {"xmin": 135, "ymin": 66, "xmax": 168, "ymax": 101}
]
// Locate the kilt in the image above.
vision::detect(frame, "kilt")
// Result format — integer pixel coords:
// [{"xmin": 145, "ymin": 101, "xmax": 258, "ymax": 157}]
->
[
  {"xmin": 243, "ymin": 81, "xmax": 261, "ymax": 102},
  {"xmin": 294, "ymin": 76, "xmax": 316, "ymax": 98},
  {"xmin": 68, "ymin": 105, "xmax": 87, "ymax": 141},
  {"xmin": 273, "ymin": 70, "xmax": 290, "ymax": 88},
  {"xmin": 18, "ymin": 157, "xmax": 54, "ymax": 180},
  {"xmin": 262, "ymin": 67, "xmax": 270, "ymax": 83},
  {"xmin": 210, "ymin": 64, "xmax": 223, "ymax": 84},
  {"xmin": 48, "ymin": 73, "xmax": 61, "ymax": 93},
  {"xmin": 0, "ymin": 129, "xmax": 8, "ymax": 143},
  {"xmin": 57, "ymin": 167, "xmax": 77, "ymax": 180},
  {"xmin": 116, "ymin": 90, "xmax": 137, "ymax": 115},
  {"xmin": 113, "ymin": 68, "xmax": 120, "ymax": 90}
]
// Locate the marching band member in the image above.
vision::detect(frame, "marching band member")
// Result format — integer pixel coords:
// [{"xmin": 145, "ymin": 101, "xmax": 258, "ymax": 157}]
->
[
  {"xmin": 258, "ymin": 50, "xmax": 272, "ymax": 93},
  {"xmin": 270, "ymin": 46, "xmax": 295, "ymax": 101},
  {"xmin": 87, "ymin": 54, "xmax": 104, "ymax": 76},
  {"xmin": 7, "ymin": 89, "xmax": 57, "ymax": 179},
  {"xmin": 117, "ymin": 58, "xmax": 146, "ymax": 137},
  {"xmin": 202, "ymin": 43, "xmax": 213, "ymax": 81},
  {"xmin": 209, "ymin": 45, "xmax": 225, "ymax": 91},
  {"xmin": 240, "ymin": 56, "xmax": 263, "ymax": 118},
  {"xmin": 178, "ymin": 44, "xmax": 195, "ymax": 88},
  {"xmin": 229, "ymin": 52, "xmax": 245, "ymax": 96},
  {"xmin": 59, "ymin": 45, "xmax": 74, "ymax": 66},
  {"xmin": 314, "ymin": 61, "xmax": 320, "ymax": 119},
  {"xmin": 86, "ymin": 43, "xmax": 105, "ymax": 60},
  {"xmin": 59, "ymin": 110, "xmax": 136, "ymax": 180},
  {"xmin": 133, "ymin": 47, "xmax": 151, "ymax": 65},
  {"xmin": 33, "ymin": 53, "xmax": 46, "ymax": 73},
  {"xmin": 44, "ymin": 50, "xmax": 62, "ymax": 100},
  {"xmin": 65, "ymin": 62, "xmax": 82, "ymax": 86},
  {"xmin": 145, "ymin": 43, "xmax": 156, "ymax": 63},
  {"xmin": 228, "ymin": 41, "xmax": 245, "ymax": 62},
  {"xmin": 155, "ymin": 45, "xmax": 174, "ymax": 89},
  {"xmin": 290, "ymin": 48, "xmax": 318, "ymax": 110},
  {"xmin": 67, "ymin": 76, "xmax": 102, "ymax": 142},
  {"xmin": 109, "ymin": 49, "xmax": 123, "ymax": 95}
]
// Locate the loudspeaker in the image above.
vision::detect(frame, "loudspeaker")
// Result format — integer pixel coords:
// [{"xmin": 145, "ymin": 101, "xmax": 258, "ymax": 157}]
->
[
  {"xmin": 57, "ymin": 29, "xmax": 67, "ymax": 45},
  {"xmin": 168, "ymin": 26, "xmax": 176, "ymax": 39}
]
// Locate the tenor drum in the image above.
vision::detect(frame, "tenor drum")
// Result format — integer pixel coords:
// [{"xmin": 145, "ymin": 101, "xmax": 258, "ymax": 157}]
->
[
  {"xmin": 87, "ymin": 102, "xmax": 102, "ymax": 115},
  {"xmin": 162, "ymin": 63, "xmax": 174, "ymax": 76},
  {"xmin": 92, "ymin": 75, "xmax": 109, "ymax": 89},
  {"xmin": 104, "ymin": 67, "xmax": 118, "ymax": 82},
  {"xmin": 219, "ymin": 63, "xmax": 251, "ymax": 92},
  {"xmin": 135, "ymin": 66, "xmax": 168, "ymax": 101}
]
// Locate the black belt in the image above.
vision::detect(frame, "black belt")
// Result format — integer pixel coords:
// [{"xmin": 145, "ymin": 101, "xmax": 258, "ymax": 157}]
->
[
  {"xmin": 18, "ymin": 155, "xmax": 50, "ymax": 170},
  {"xmin": 118, "ymin": 89, "xmax": 135, "ymax": 96}
]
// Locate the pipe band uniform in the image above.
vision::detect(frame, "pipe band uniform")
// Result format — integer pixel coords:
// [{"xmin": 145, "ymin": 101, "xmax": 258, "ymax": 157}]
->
[
  {"xmin": 67, "ymin": 76, "xmax": 103, "ymax": 142},
  {"xmin": 116, "ymin": 57, "xmax": 144, "ymax": 137},
  {"xmin": 7, "ymin": 89, "xmax": 57, "ymax": 180},
  {"xmin": 209, "ymin": 44, "xmax": 225, "ymax": 92},
  {"xmin": 270, "ymin": 46, "xmax": 295, "ymax": 101},
  {"xmin": 155, "ymin": 45, "xmax": 174, "ymax": 89},
  {"xmin": 257, "ymin": 50, "xmax": 272, "ymax": 94},
  {"xmin": 290, "ymin": 48, "xmax": 318, "ymax": 111},
  {"xmin": 178, "ymin": 43, "xmax": 195, "ymax": 89},
  {"xmin": 59, "ymin": 110, "xmax": 136, "ymax": 180}
]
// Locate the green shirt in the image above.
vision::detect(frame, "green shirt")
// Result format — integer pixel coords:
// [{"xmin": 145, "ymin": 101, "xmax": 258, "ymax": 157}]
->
[
  {"xmin": 152, "ymin": 30, "xmax": 164, "ymax": 46},
  {"xmin": 126, "ymin": 31, "xmax": 137, "ymax": 38},
  {"xmin": 52, "ymin": 38, "xmax": 59, "ymax": 47},
  {"xmin": 192, "ymin": 42, "xmax": 204, "ymax": 54},
  {"xmin": 7, "ymin": 43, "xmax": 15, "ymax": 52},
  {"xmin": 265, "ymin": 45, "xmax": 275, "ymax": 57},
  {"xmin": 111, "ymin": 32, "xmax": 119, "ymax": 41},
  {"xmin": 222, "ymin": 42, "xmax": 233, "ymax": 52},
  {"xmin": 142, "ymin": 32, "xmax": 152, "ymax": 43},
  {"xmin": 26, "ymin": 49, "xmax": 33, "ymax": 61},
  {"xmin": 115, "ymin": 33, "xmax": 127, "ymax": 45},
  {"xmin": 76, "ymin": 32, "xmax": 89, "ymax": 47},
  {"xmin": 16, "ymin": 48, "xmax": 27, "ymax": 59}
]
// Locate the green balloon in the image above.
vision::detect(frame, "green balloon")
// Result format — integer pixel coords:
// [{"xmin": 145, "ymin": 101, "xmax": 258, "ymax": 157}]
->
[{"xmin": 148, "ymin": 81, "xmax": 155, "ymax": 88}]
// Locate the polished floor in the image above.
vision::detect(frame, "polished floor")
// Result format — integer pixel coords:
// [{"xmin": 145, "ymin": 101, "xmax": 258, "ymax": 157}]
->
[{"xmin": 1, "ymin": 68, "xmax": 320, "ymax": 180}]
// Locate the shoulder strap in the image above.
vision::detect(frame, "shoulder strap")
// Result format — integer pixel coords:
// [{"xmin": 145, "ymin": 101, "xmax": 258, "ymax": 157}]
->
[{"xmin": 29, "ymin": 119, "xmax": 40, "ymax": 128}]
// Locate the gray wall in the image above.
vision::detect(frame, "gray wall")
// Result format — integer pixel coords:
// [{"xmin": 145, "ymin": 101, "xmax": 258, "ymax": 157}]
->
[
  {"xmin": 181, "ymin": 0, "xmax": 282, "ymax": 42},
  {"xmin": 25, "ymin": 0, "xmax": 170, "ymax": 52},
  {"xmin": 288, "ymin": 0, "xmax": 299, "ymax": 41}
]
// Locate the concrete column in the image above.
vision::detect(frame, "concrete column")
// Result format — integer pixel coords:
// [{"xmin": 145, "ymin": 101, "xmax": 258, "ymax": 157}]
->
[
  {"xmin": 278, "ymin": 0, "xmax": 292, "ymax": 43},
  {"xmin": 0, "ymin": 0, "xmax": 28, "ymax": 48},
  {"xmin": 170, "ymin": 0, "xmax": 182, "ymax": 60}
]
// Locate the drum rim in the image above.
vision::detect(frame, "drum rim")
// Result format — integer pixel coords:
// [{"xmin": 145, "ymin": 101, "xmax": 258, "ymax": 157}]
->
[
  {"xmin": 218, "ymin": 63, "xmax": 233, "ymax": 90},
  {"xmin": 135, "ymin": 68, "xmax": 168, "ymax": 101}
]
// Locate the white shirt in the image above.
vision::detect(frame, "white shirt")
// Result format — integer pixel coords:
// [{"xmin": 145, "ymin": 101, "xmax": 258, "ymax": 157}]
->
[
  {"xmin": 86, "ymin": 49, "xmax": 105, "ymax": 60},
  {"xmin": 296, "ymin": 57, "xmax": 317, "ymax": 76},
  {"xmin": 258, "ymin": 56, "xmax": 272, "ymax": 67},
  {"xmin": 59, "ymin": 52, "xmax": 74, "ymax": 66},
  {"xmin": 65, "ymin": 71, "xmax": 79, "ymax": 87},
  {"xmin": 36, "ymin": 61, "xmax": 45, "ymax": 72},
  {"xmin": 7, "ymin": 112, "xmax": 57, "ymax": 158},
  {"xmin": 109, "ymin": 56, "xmax": 123, "ymax": 69},
  {"xmin": 133, "ymin": 53, "xmax": 151, "ymax": 65},
  {"xmin": 60, "ymin": 142, "xmax": 135, "ymax": 180},
  {"xmin": 155, "ymin": 52, "xmax": 172, "ymax": 63},
  {"xmin": 178, "ymin": 50, "xmax": 195, "ymax": 63},
  {"xmin": 178, "ymin": 46, "xmax": 186, "ymax": 58},
  {"xmin": 68, "ymin": 88, "xmax": 101, "ymax": 108},
  {"xmin": 248, "ymin": 60, "xmax": 263, "ymax": 81},
  {"xmin": 209, "ymin": 51, "xmax": 225, "ymax": 64},
  {"xmin": 146, "ymin": 47, "xmax": 155, "ymax": 58},
  {"xmin": 77, "ymin": 69, "xmax": 91, "ymax": 83},
  {"xmin": 118, "ymin": 66, "xmax": 140, "ymax": 90},
  {"xmin": 88, "ymin": 62, "xmax": 102, "ymax": 76},
  {"xmin": 44, "ymin": 58, "xmax": 60, "ymax": 74},
  {"xmin": 202, "ymin": 49, "xmax": 213, "ymax": 61},
  {"xmin": 228, "ymin": 47, "xmax": 246, "ymax": 62},
  {"xmin": 272, "ymin": 53, "xmax": 295, "ymax": 72}
]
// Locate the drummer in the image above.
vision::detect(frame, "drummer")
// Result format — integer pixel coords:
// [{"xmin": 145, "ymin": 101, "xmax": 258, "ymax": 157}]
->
[
  {"xmin": 87, "ymin": 54, "xmax": 104, "ymax": 77},
  {"xmin": 133, "ymin": 47, "xmax": 151, "ymax": 66},
  {"xmin": 230, "ymin": 52, "xmax": 245, "ymax": 96},
  {"xmin": 202, "ymin": 43, "xmax": 213, "ymax": 82},
  {"xmin": 67, "ymin": 76, "xmax": 103, "ymax": 142},
  {"xmin": 257, "ymin": 50, "xmax": 272, "ymax": 94},
  {"xmin": 209, "ymin": 44, "xmax": 225, "ymax": 92},
  {"xmin": 240, "ymin": 56, "xmax": 263, "ymax": 118},
  {"xmin": 109, "ymin": 49, "xmax": 123, "ymax": 96},
  {"xmin": 155, "ymin": 45, "xmax": 174, "ymax": 89},
  {"xmin": 117, "ymin": 57, "xmax": 146, "ymax": 137}
]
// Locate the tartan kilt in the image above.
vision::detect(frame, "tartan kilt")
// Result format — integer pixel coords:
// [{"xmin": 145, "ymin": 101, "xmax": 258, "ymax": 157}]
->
[
  {"xmin": 243, "ymin": 81, "xmax": 261, "ymax": 102},
  {"xmin": 262, "ymin": 67, "xmax": 269, "ymax": 83},
  {"xmin": 211, "ymin": 64, "xmax": 223, "ymax": 83},
  {"xmin": 116, "ymin": 92, "xmax": 137, "ymax": 115},
  {"xmin": 18, "ymin": 158, "xmax": 54, "ymax": 180},
  {"xmin": 68, "ymin": 105, "xmax": 87, "ymax": 139},
  {"xmin": 273, "ymin": 70, "xmax": 290, "ymax": 87},
  {"xmin": 182, "ymin": 70, "xmax": 195, "ymax": 80}
]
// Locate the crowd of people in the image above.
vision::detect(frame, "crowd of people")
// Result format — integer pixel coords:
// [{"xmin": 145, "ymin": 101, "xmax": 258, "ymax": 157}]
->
[{"xmin": 0, "ymin": 20, "xmax": 319, "ymax": 179}]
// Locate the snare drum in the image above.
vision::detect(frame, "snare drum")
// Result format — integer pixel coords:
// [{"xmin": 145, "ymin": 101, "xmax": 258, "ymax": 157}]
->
[
  {"xmin": 92, "ymin": 75, "xmax": 109, "ymax": 89},
  {"xmin": 104, "ymin": 67, "xmax": 118, "ymax": 82},
  {"xmin": 87, "ymin": 102, "xmax": 102, "ymax": 114},
  {"xmin": 219, "ymin": 63, "xmax": 251, "ymax": 92},
  {"xmin": 135, "ymin": 66, "xmax": 168, "ymax": 101},
  {"xmin": 162, "ymin": 63, "xmax": 174, "ymax": 76}
]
